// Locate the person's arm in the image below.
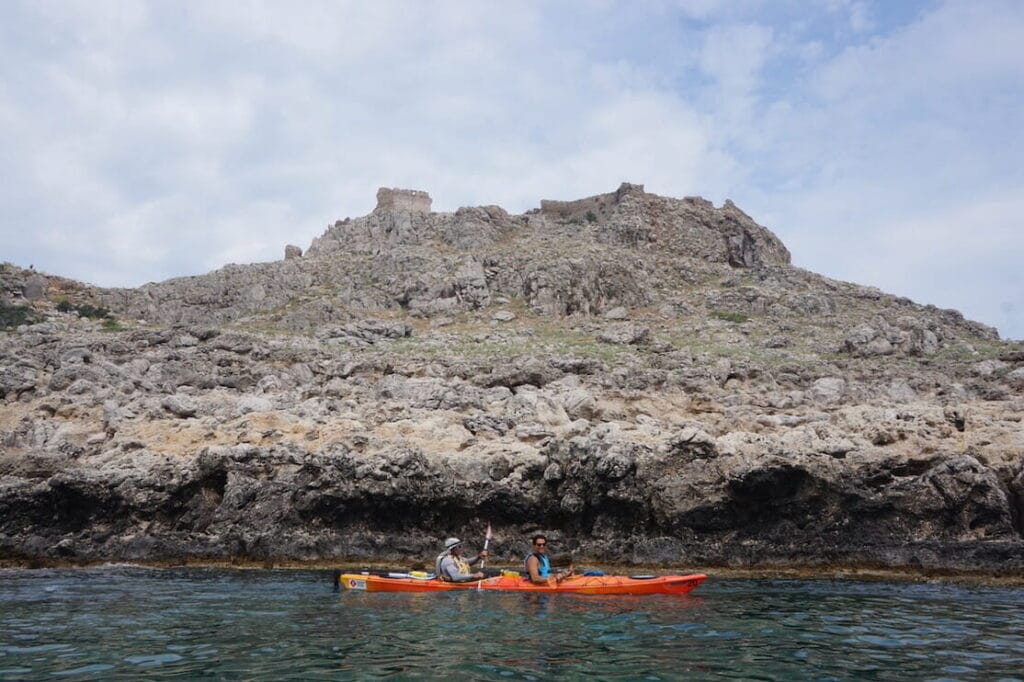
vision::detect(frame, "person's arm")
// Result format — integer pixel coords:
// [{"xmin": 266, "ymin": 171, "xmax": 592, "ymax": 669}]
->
[
  {"xmin": 466, "ymin": 550, "xmax": 488, "ymax": 567},
  {"xmin": 440, "ymin": 556, "xmax": 482, "ymax": 583}
]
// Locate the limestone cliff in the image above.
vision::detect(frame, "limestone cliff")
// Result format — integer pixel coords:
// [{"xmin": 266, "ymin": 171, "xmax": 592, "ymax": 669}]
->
[{"xmin": 0, "ymin": 184, "xmax": 1022, "ymax": 576}]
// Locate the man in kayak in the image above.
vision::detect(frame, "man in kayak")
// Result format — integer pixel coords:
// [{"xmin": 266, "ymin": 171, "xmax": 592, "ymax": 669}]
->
[
  {"xmin": 435, "ymin": 537, "xmax": 488, "ymax": 582},
  {"xmin": 525, "ymin": 534, "xmax": 574, "ymax": 584}
]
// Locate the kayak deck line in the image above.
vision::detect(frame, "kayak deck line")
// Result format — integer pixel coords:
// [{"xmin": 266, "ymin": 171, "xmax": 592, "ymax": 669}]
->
[{"xmin": 338, "ymin": 572, "xmax": 707, "ymax": 595}]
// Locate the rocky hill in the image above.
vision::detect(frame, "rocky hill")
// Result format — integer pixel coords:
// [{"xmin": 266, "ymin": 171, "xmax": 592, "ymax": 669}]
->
[{"xmin": 1, "ymin": 183, "xmax": 1022, "ymax": 577}]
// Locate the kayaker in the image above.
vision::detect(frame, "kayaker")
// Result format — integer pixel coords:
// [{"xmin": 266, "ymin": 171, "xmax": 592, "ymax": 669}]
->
[
  {"xmin": 525, "ymin": 534, "xmax": 574, "ymax": 584},
  {"xmin": 435, "ymin": 537, "xmax": 488, "ymax": 582}
]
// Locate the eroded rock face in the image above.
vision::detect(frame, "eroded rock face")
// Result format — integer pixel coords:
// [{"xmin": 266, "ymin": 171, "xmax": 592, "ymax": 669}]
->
[
  {"xmin": 1, "ymin": 185, "xmax": 1022, "ymax": 574},
  {"xmin": 1, "ymin": 430, "xmax": 1020, "ymax": 570},
  {"xmin": 842, "ymin": 317, "xmax": 947, "ymax": 357},
  {"xmin": 0, "ymin": 322, "xmax": 1021, "ymax": 572}
]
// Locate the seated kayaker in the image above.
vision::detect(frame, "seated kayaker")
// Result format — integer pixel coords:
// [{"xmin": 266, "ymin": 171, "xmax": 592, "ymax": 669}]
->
[
  {"xmin": 525, "ymin": 534, "xmax": 574, "ymax": 584},
  {"xmin": 435, "ymin": 537, "xmax": 488, "ymax": 582}
]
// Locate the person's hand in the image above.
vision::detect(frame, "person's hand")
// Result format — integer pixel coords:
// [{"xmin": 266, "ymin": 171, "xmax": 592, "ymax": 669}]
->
[
  {"xmin": 473, "ymin": 572, "xmax": 485, "ymax": 579},
  {"xmin": 479, "ymin": 550, "xmax": 488, "ymax": 559}
]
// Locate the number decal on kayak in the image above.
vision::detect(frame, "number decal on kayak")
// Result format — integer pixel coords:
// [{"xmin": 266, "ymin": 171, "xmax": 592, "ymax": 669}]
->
[{"xmin": 348, "ymin": 579, "xmax": 367, "ymax": 590}]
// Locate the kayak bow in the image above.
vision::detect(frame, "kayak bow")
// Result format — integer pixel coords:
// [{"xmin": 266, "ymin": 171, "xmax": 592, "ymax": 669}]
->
[{"xmin": 338, "ymin": 572, "xmax": 706, "ymax": 595}]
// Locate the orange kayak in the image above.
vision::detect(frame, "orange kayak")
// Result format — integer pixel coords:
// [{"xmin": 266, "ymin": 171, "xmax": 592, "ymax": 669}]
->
[{"xmin": 338, "ymin": 572, "xmax": 706, "ymax": 595}]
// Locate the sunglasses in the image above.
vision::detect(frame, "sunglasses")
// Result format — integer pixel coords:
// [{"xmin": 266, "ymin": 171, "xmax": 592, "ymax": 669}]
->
[{"xmin": 534, "ymin": 542, "xmax": 547, "ymax": 547}]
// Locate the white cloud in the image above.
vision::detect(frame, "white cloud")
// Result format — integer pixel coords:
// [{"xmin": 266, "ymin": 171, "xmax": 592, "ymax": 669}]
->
[
  {"xmin": 675, "ymin": 0, "xmax": 730, "ymax": 20},
  {"xmin": 0, "ymin": 0, "xmax": 1021, "ymax": 339},
  {"xmin": 847, "ymin": 2, "xmax": 871, "ymax": 32},
  {"xmin": 815, "ymin": 1, "xmax": 1024, "ymax": 102},
  {"xmin": 822, "ymin": 0, "xmax": 873, "ymax": 33},
  {"xmin": 699, "ymin": 23, "xmax": 774, "ymax": 93},
  {"xmin": 732, "ymin": 0, "xmax": 1024, "ymax": 338},
  {"xmin": 838, "ymin": 197, "xmax": 1024, "ymax": 339}
]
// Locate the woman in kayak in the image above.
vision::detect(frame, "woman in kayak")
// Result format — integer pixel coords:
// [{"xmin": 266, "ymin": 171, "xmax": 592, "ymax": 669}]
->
[
  {"xmin": 525, "ymin": 534, "xmax": 574, "ymax": 584},
  {"xmin": 435, "ymin": 537, "xmax": 488, "ymax": 582}
]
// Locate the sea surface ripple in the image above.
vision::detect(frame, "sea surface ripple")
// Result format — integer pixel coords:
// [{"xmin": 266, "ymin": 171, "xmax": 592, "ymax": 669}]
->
[{"xmin": 1, "ymin": 567, "xmax": 1022, "ymax": 680}]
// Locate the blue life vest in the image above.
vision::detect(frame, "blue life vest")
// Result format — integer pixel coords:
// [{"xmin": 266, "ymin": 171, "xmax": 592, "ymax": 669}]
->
[{"xmin": 524, "ymin": 552, "xmax": 550, "ymax": 578}]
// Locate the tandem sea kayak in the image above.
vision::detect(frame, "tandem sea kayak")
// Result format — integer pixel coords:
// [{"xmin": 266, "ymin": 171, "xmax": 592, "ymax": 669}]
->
[{"xmin": 338, "ymin": 572, "xmax": 706, "ymax": 595}]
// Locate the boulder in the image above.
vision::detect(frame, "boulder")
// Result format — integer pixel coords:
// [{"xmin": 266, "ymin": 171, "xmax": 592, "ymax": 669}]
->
[
  {"xmin": 597, "ymin": 323, "xmax": 650, "ymax": 345},
  {"xmin": 810, "ymin": 377, "xmax": 846, "ymax": 405},
  {"xmin": 22, "ymin": 276, "xmax": 47, "ymax": 300}
]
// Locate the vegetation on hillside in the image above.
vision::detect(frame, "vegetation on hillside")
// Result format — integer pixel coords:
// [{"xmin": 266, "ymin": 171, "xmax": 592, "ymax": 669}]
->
[
  {"xmin": 0, "ymin": 303, "xmax": 41, "ymax": 329},
  {"xmin": 56, "ymin": 300, "xmax": 112, "ymax": 320}
]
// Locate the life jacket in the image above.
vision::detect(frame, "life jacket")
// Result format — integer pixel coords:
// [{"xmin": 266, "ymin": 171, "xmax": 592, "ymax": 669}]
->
[
  {"xmin": 524, "ymin": 552, "xmax": 550, "ymax": 579},
  {"xmin": 435, "ymin": 552, "xmax": 471, "ymax": 581}
]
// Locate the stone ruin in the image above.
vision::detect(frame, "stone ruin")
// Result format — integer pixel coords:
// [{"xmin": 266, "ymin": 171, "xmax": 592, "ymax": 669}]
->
[
  {"xmin": 374, "ymin": 187, "xmax": 432, "ymax": 213},
  {"xmin": 539, "ymin": 182, "xmax": 645, "ymax": 220}
]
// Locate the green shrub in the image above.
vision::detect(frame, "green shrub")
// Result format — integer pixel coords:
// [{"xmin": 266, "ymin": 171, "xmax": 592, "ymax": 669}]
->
[
  {"xmin": 585, "ymin": 210, "xmax": 598, "ymax": 223},
  {"xmin": 711, "ymin": 310, "xmax": 749, "ymax": 323},
  {"xmin": 0, "ymin": 303, "xmax": 41, "ymax": 329},
  {"xmin": 77, "ymin": 304, "xmax": 111, "ymax": 319},
  {"xmin": 57, "ymin": 300, "xmax": 111, "ymax": 319}
]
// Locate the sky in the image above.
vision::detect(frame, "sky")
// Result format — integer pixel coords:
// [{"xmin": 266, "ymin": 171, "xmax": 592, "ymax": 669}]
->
[{"xmin": 1, "ymin": 0, "xmax": 1022, "ymax": 339}]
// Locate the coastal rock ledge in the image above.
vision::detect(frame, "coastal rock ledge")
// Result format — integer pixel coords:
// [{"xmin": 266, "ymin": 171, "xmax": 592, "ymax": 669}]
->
[{"xmin": 1, "ymin": 184, "xmax": 1022, "ymax": 577}]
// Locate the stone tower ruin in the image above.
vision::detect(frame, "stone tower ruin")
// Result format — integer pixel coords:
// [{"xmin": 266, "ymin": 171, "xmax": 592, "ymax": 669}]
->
[{"xmin": 375, "ymin": 187, "xmax": 432, "ymax": 213}]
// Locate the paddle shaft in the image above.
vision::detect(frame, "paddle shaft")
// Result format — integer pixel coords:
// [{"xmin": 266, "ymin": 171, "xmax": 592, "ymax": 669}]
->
[
  {"xmin": 476, "ymin": 536, "xmax": 491, "ymax": 590},
  {"xmin": 479, "ymin": 537, "xmax": 490, "ymax": 570}
]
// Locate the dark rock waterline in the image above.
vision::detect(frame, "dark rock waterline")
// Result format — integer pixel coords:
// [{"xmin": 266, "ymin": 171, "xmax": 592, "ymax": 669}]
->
[
  {"xmin": 2, "ymin": 439, "xmax": 1022, "ymax": 574},
  {"xmin": 3, "ymin": 434, "xmax": 1023, "ymax": 577}
]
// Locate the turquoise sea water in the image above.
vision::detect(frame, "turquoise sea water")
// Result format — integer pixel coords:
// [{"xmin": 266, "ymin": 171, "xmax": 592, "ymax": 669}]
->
[{"xmin": 1, "ymin": 567, "xmax": 1022, "ymax": 680}]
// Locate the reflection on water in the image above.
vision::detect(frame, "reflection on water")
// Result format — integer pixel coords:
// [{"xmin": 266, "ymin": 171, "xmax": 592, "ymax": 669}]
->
[{"xmin": 0, "ymin": 567, "xmax": 1022, "ymax": 680}]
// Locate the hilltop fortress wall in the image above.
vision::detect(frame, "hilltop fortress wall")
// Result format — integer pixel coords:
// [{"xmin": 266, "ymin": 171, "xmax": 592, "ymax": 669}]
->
[
  {"xmin": 539, "ymin": 183, "xmax": 646, "ymax": 219},
  {"xmin": 375, "ymin": 187, "xmax": 432, "ymax": 213}
]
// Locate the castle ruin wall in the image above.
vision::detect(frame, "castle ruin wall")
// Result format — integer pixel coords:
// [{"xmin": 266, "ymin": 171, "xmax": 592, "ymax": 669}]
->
[{"xmin": 375, "ymin": 188, "xmax": 432, "ymax": 213}]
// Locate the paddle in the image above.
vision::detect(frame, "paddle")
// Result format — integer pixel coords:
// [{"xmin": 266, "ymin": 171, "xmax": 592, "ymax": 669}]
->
[
  {"xmin": 555, "ymin": 570, "xmax": 580, "ymax": 585},
  {"xmin": 477, "ymin": 522, "xmax": 492, "ymax": 590},
  {"xmin": 334, "ymin": 568, "xmax": 436, "ymax": 584},
  {"xmin": 554, "ymin": 551, "xmax": 577, "ymax": 583}
]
